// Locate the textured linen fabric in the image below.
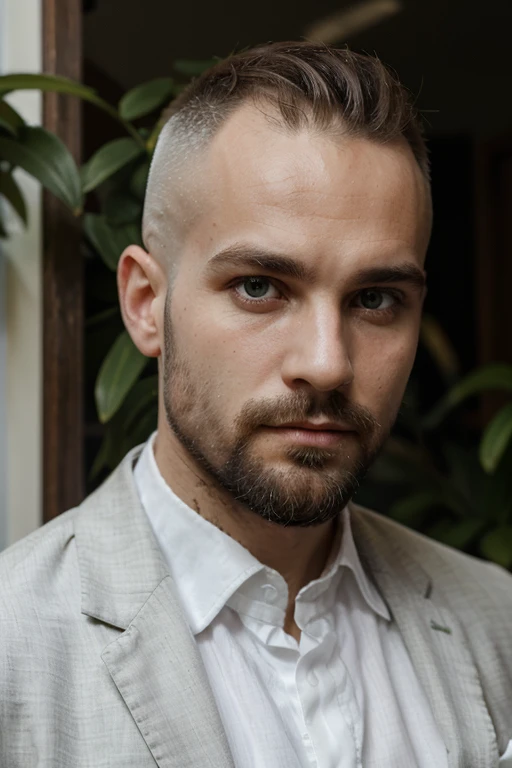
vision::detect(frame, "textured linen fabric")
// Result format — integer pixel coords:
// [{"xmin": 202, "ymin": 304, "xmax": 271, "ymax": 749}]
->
[
  {"xmin": 0, "ymin": 443, "xmax": 510, "ymax": 767},
  {"xmin": 134, "ymin": 433, "xmax": 448, "ymax": 768}
]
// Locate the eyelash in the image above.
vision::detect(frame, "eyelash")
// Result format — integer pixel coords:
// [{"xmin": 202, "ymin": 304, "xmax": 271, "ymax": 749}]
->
[{"xmin": 229, "ymin": 277, "xmax": 406, "ymax": 315}]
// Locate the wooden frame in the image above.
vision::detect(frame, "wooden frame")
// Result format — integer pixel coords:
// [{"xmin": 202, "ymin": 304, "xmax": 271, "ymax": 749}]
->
[{"xmin": 42, "ymin": 0, "xmax": 84, "ymax": 522}]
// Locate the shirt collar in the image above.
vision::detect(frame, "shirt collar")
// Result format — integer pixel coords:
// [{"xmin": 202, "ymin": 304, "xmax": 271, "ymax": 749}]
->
[{"xmin": 133, "ymin": 432, "xmax": 389, "ymax": 635}]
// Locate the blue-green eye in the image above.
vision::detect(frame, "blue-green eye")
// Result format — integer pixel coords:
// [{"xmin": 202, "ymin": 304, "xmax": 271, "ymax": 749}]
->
[
  {"xmin": 357, "ymin": 289, "xmax": 394, "ymax": 310},
  {"xmin": 243, "ymin": 277, "xmax": 270, "ymax": 298},
  {"xmin": 239, "ymin": 277, "xmax": 277, "ymax": 299}
]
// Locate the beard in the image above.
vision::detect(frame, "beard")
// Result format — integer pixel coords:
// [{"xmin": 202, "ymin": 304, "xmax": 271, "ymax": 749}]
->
[{"xmin": 163, "ymin": 296, "xmax": 391, "ymax": 528}]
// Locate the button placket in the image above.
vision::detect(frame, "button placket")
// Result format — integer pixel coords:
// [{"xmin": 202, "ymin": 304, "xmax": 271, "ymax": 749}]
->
[{"xmin": 307, "ymin": 669, "xmax": 319, "ymax": 687}]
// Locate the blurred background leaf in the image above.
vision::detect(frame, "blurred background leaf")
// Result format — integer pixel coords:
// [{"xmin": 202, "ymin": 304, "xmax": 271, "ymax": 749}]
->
[
  {"xmin": 81, "ymin": 137, "xmax": 145, "ymax": 193},
  {"xmin": 119, "ymin": 77, "xmax": 175, "ymax": 121},
  {"xmin": 0, "ymin": 126, "xmax": 83, "ymax": 213},
  {"xmin": 94, "ymin": 330, "xmax": 149, "ymax": 423}
]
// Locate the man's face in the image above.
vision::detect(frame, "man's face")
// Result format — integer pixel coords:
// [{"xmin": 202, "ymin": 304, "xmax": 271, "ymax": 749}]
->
[{"xmin": 162, "ymin": 104, "xmax": 430, "ymax": 527}]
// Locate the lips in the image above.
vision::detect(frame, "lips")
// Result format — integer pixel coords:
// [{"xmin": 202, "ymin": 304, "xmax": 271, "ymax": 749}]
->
[
  {"xmin": 272, "ymin": 421, "xmax": 354, "ymax": 432},
  {"xmin": 261, "ymin": 423, "xmax": 357, "ymax": 448}
]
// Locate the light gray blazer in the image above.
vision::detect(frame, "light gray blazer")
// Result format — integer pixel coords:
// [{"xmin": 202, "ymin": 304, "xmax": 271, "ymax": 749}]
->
[{"xmin": 0, "ymin": 445, "xmax": 511, "ymax": 767}]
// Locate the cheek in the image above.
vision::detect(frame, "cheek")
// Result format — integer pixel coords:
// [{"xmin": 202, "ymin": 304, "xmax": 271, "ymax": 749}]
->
[
  {"xmin": 353, "ymin": 330, "xmax": 418, "ymax": 413},
  {"xmin": 172, "ymin": 301, "xmax": 280, "ymax": 412}
]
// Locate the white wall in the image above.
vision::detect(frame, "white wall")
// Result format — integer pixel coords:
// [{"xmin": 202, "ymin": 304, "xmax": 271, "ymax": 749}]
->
[{"xmin": 0, "ymin": 0, "xmax": 42, "ymax": 549}]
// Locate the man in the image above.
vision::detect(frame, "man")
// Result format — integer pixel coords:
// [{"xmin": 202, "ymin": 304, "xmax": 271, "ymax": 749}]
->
[{"xmin": 1, "ymin": 42, "xmax": 511, "ymax": 767}]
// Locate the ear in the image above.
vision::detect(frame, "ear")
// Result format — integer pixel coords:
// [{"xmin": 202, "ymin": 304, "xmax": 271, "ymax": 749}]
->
[{"xmin": 117, "ymin": 245, "xmax": 167, "ymax": 358}]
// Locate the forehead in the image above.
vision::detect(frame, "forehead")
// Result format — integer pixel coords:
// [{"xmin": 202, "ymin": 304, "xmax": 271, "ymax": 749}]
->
[{"xmin": 182, "ymin": 103, "xmax": 431, "ymax": 270}]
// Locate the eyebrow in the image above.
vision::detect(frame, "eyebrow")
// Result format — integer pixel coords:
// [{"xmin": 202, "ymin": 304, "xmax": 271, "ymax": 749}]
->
[{"xmin": 205, "ymin": 245, "xmax": 426, "ymax": 290}]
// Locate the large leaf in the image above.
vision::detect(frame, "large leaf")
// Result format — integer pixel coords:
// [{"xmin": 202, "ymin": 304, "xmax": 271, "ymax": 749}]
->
[
  {"xmin": 423, "ymin": 363, "xmax": 512, "ymax": 430},
  {"xmin": 0, "ymin": 73, "xmax": 107, "ymax": 101},
  {"xmin": 0, "ymin": 171, "xmax": 27, "ymax": 224},
  {"xmin": 119, "ymin": 375, "xmax": 159, "ymax": 436},
  {"xmin": 81, "ymin": 138, "xmax": 144, "ymax": 193},
  {"xmin": 0, "ymin": 99, "xmax": 24, "ymax": 135},
  {"xmin": 480, "ymin": 402, "xmax": 512, "ymax": 474},
  {"xmin": 480, "ymin": 525, "xmax": 512, "ymax": 568},
  {"xmin": 95, "ymin": 330, "xmax": 148, "ymax": 423},
  {"xmin": 0, "ymin": 73, "xmax": 145, "ymax": 146},
  {"xmin": 119, "ymin": 78, "xmax": 175, "ymax": 121},
  {"xmin": 90, "ymin": 375, "xmax": 158, "ymax": 479},
  {"xmin": 0, "ymin": 126, "xmax": 82, "ymax": 212},
  {"xmin": 84, "ymin": 213, "xmax": 142, "ymax": 271}
]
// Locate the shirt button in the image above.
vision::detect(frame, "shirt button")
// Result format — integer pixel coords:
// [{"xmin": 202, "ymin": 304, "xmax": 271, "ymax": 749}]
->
[
  {"xmin": 307, "ymin": 670, "xmax": 318, "ymax": 687},
  {"xmin": 302, "ymin": 731, "xmax": 310, "ymax": 740},
  {"xmin": 261, "ymin": 583, "xmax": 278, "ymax": 602}
]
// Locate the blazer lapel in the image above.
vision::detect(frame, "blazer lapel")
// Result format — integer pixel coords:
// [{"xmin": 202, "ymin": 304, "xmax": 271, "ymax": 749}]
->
[
  {"xmin": 350, "ymin": 504, "xmax": 498, "ymax": 768},
  {"xmin": 74, "ymin": 448, "xmax": 235, "ymax": 768}
]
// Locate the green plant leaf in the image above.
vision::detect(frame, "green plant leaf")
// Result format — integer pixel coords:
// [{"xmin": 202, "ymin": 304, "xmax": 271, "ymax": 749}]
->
[
  {"xmin": 480, "ymin": 525, "xmax": 512, "ymax": 568},
  {"xmin": 118, "ymin": 375, "xmax": 159, "ymax": 436},
  {"xmin": 423, "ymin": 363, "xmax": 512, "ymax": 430},
  {"xmin": 119, "ymin": 77, "xmax": 175, "ymax": 121},
  {"xmin": 90, "ymin": 375, "xmax": 158, "ymax": 479},
  {"xmin": 0, "ymin": 170, "xmax": 27, "ymax": 224},
  {"xmin": 0, "ymin": 73, "xmax": 106, "ymax": 100},
  {"xmin": 480, "ymin": 402, "xmax": 512, "ymax": 474},
  {"xmin": 0, "ymin": 99, "xmax": 24, "ymax": 135},
  {"xmin": 123, "ymin": 404, "xmax": 157, "ymax": 450},
  {"xmin": 0, "ymin": 73, "xmax": 145, "ymax": 147},
  {"xmin": 0, "ymin": 126, "xmax": 82, "ymax": 212},
  {"xmin": 104, "ymin": 191, "xmax": 142, "ymax": 226},
  {"xmin": 81, "ymin": 138, "xmax": 144, "ymax": 193},
  {"xmin": 95, "ymin": 330, "xmax": 148, "ymax": 423},
  {"xmin": 84, "ymin": 213, "xmax": 141, "ymax": 271},
  {"xmin": 173, "ymin": 59, "xmax": 217, "ymax": 76}
]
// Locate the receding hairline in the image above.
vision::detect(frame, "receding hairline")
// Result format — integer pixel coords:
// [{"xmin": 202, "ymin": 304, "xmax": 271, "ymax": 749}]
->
[
  {"xmin": 142, "ymin": 42, "xmax": 431, "ymax": 270},
  {"xmin": 142, "ymin": 94, "xmax": 431, "ymax": 259}
]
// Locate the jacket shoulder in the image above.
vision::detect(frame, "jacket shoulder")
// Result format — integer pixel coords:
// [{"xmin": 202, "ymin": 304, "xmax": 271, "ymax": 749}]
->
[
  {"xmin": 0, "ymin": 505, "xmax": 79, "ymax": 583},
  {"xmin": 352, "ymin": 503, "xmax": 512, "ymax": 612}
]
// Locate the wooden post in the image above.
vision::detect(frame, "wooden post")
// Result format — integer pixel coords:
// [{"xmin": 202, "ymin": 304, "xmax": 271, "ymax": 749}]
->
[{"xmin": 42, "ymin": 0, "xmax": 84, "ymax": 521}]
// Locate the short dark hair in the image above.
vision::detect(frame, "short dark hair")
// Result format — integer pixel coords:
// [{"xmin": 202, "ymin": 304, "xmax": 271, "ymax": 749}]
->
[{"xmin": 167, "ymin": 41, "xmax": 429, "ymax": 181}]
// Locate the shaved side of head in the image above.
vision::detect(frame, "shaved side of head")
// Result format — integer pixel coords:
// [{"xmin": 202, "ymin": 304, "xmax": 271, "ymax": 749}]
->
[
  {"xmin": 142, "ymin": 115, "xmax": 212, "ymax": 284},
  {"xmin": 141, "ymin": 42, "xmax": 431, "ymax": 285}
]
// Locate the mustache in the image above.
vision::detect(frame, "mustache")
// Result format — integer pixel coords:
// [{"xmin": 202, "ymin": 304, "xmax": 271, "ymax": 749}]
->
[{"xmin": 235, "ymin": 391, "xmax": 379, "ymax": 437}]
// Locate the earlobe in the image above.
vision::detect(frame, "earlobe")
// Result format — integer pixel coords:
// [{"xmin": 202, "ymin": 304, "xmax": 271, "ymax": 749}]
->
[{"xmin": 117, "ymin": 245, "xmax": 166, "ymax": 358}]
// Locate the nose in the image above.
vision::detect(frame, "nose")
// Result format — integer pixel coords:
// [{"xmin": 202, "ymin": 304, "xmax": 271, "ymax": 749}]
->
[{"xmin": 280, "ymin": 305, "xmax": 354, "ymax": 393}]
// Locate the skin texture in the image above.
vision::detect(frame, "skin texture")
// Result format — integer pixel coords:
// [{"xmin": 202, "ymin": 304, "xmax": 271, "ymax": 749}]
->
[{"xmin": 118, "ymin": 102, "xmax": 431, "ymax": 641}]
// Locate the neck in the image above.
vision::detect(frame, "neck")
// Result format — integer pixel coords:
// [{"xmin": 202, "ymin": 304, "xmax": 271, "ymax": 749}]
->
[{"xmin": 153, "ymin": 426, "xmax": 339, "ymax": 608}]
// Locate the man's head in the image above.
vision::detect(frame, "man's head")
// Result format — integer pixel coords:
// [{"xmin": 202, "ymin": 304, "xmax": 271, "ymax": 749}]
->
[{"xmin": 119, "ymin": 41, "xmax": 431, "ymax": 528}]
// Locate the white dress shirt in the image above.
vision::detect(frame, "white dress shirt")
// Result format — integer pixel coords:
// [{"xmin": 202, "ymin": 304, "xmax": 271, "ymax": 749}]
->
[{"xmin": 133, "ymin": 434, "xmax": 508, "ymax": 767}]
